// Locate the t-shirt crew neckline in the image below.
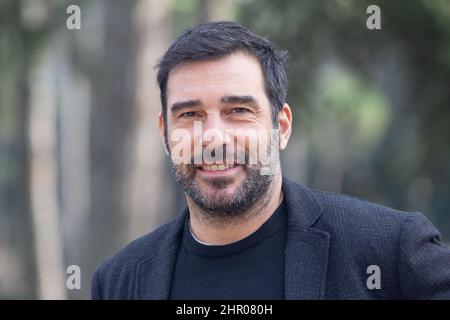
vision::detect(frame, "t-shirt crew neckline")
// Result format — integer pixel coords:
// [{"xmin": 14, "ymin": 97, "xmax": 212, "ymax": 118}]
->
[{"xmin": 183, "ymin": 200, "xmax": 287, "ymax": 257}]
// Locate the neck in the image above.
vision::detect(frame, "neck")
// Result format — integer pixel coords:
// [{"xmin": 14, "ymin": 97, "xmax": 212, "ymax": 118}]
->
[{"xmin": 187, "ymin": 173, "xmax": 284, "ymax": 245}]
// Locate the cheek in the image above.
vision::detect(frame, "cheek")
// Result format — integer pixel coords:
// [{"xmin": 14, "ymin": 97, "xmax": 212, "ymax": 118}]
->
[{"xmin": 167, "ymin": 126, "xmax": 196, "ymax": 165}]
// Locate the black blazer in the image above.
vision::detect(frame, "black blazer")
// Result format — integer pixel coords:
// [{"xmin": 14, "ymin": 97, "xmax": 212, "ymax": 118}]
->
[{"xmin": 91, "ymin": 177, "xmax": 450, "ymax": 299}]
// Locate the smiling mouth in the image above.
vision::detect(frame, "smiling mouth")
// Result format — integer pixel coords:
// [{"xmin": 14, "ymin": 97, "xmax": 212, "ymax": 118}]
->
[{"xmin": 197, "ymin": 164, "xmax": 238, "ymax": 171}]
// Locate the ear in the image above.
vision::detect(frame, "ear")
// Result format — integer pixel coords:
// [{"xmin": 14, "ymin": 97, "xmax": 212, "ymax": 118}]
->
[
  {"xmin": 277, "ymin": 103, "xmax": 292, "ymax": 150},
  {"xmin": 158, "ymin": 111, "xmax": 170, "ymax": 156}
]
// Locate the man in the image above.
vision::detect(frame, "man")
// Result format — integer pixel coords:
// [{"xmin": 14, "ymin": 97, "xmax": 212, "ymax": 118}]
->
[{"xmin": 91, "ymin": 21, "xmax": 450, "ymax": 299}]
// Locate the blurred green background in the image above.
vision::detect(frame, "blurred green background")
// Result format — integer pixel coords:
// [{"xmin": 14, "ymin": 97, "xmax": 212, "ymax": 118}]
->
[{"xmin": 0, "ymin": 0, "xmax": 449, "ymax": 299}]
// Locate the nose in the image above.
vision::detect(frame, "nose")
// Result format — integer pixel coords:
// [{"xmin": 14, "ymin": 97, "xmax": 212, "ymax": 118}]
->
[
  {"xmin": 204, "ymin": 108, "xmax": 227, "ymax": 127},
  {"xmin": 202, "ymin": 113, "xmax": 229, "ymax": 139},
  {"xmin": 200, "ymin": 113, "xmax": 233, "ymax": 164}
]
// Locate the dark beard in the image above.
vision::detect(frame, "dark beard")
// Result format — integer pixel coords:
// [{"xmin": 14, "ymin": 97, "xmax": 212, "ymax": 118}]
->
[{"xmin": 170, "ymin": 162, "xmax": 274, "ymax": 219}]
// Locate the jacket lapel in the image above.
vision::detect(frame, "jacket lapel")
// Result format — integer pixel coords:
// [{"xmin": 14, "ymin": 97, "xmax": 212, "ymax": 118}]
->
[
  {"xmin": 135, "ymin": 208, "xmax": 187, "ymax": 299},
  {"xmin": 283, "ymin": 177, "xmax": 330, "ymax": 299}
]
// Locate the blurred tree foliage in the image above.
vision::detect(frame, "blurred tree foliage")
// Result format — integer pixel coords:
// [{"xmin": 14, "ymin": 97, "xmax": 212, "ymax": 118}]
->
[
  {"xmin": 1, "ymin": 0, "xmax": 173, "ymax": 299},
  {"xmin": 0, "ymin": 0, "xmax": 59, "ymax": 298},
  {"xmin": 237, "ymin": 0, "xmax": 450, "ymax": 239},
  {"xmin": 1, "ymin": 0, "xmax": 449, "ymax": 299}
]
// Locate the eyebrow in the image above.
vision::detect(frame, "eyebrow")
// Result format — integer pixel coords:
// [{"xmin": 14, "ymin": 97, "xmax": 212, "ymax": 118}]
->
[
  {"xmin": 170, "ymin": 100, "xmax": 202, "ymax": 113},
  {"xmin": 170, "ymin": 95, "xmax": 261, "ymax": 114},
  {"xmin": 221, "ymin": 96, "xmax": 261, "ymax": 112},
  {"xmin": 221, "ymin": 95, "xmax": 260, "ymax": 110}
]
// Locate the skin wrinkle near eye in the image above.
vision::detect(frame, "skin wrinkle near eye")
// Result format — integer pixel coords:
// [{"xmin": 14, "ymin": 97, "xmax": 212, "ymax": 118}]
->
[
  {"xmin": 171, "ymin": 100, "xmax": 202, "ymax": 114},
  {"xmin": 170, "ymin": 100, "xmax": 264, "ymax": 129},
  {"xmin": 170, "ymin": 95, "xmax": 261, "ymax": 116}
]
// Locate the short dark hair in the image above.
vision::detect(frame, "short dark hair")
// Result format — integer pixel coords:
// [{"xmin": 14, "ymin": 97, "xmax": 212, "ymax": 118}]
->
[{"xmin": 156, "ymin": 21, "xmax": 288, "ymax": 139}]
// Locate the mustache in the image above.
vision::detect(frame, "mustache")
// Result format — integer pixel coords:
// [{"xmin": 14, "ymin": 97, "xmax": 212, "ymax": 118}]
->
[{"xmin": 190, "ymin": 146, "xmax": 252, "ymax": 165}]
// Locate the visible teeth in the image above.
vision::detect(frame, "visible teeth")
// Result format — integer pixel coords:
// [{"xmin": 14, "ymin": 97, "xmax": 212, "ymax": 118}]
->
[{"xmin": 202, "ymin": 164, "xmax": 236, "ymax": 171}]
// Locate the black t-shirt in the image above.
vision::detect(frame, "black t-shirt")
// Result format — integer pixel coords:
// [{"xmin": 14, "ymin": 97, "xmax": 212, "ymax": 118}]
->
[{"xmin": 169, "ymin": 200, "xmax": 287, "ymax": 300}]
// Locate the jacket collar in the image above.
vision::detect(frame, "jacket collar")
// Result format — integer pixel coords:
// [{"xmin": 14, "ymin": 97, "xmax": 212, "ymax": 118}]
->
[
  {"xmin": 136, "ymin": 176, "xmax": 330, "ymax": 299},
  {"xmin": 135, "ymin": 207, "xmax": 187, "ymax": 299},
  {"xmin": 282, "ymin": 176, "xmax": 330, "ymax": 299}
]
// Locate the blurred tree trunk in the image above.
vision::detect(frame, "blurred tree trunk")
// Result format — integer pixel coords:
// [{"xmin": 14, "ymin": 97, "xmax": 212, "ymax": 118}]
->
[
  {"xmin": 1, "ymin": 39, "xmax": 37, "ymax": 299},
  {"xmin": 28, "ymin": 44, "xmax": 67, "ymax": 299},
  {"xmin": 20, "ymin": 0, "xmax": 68, "ymax": 299},
  {"xmin": 85, "ymin": 0, "xmax": 172, "ymax": 296},
  {"xmin": 57, "ymin": 31, "xmax": 91, "ymax": 299},
  {"xmin": 85, "ymin": 0, "xmax": 138, "ymax": 286},
  {"xmin": 124, "ymin": 0, "xmax": 172, "ymax": 242},
  {"xmin": 0, "ymin": 0, "xmax": 38, "ymax": 299}
]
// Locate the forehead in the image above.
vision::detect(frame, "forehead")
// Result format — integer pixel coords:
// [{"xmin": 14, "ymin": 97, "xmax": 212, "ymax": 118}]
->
[{"xmin": 166, "ymin": 51, "xmax": 266, "ymax": 104}]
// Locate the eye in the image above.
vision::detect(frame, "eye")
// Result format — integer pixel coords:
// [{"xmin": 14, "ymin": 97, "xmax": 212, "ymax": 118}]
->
[
  {"xmin": 180, "ymin": 111, "xmax": 197, "ymax": 118},
  {"xmin": 231, "ymin": 107, "xmax": 249, "ymax": 114}
]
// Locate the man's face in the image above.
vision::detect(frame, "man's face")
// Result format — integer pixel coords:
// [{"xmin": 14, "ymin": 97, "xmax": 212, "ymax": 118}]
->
[{"xmin": 161, "ymin": 51, "xmax": 279, "ymax": 217}]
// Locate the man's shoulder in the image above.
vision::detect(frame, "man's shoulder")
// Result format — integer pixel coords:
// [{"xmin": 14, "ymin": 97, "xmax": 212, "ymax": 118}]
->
[
  {"xmin": 285, "ymin": 179, "xmax": 450, "ymax": 299},
  {"xmin": 105, "ymin": 216, "xmax": 179, "ymax": 266},
  {"xmin": 284, "ymin": 177, "xmax": 421, "ymax": 240},
  {"xmin": 313, "ymin": 187, "xmax": 409, "ymax": 223},
  {"xmin": 91, "ymin": 214, "xmax": 184, "ymax": 299}
]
